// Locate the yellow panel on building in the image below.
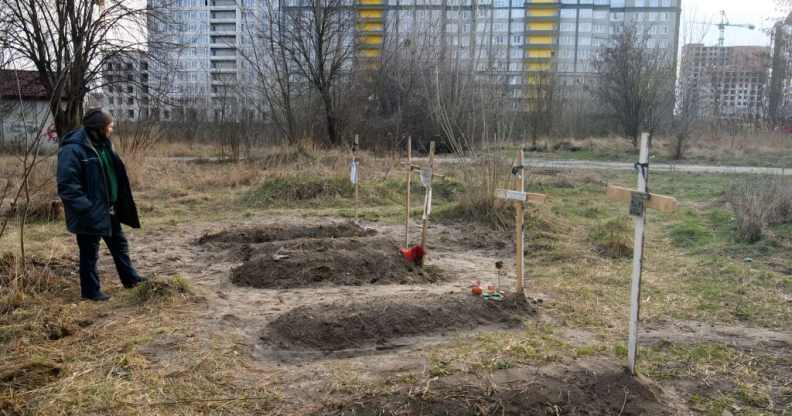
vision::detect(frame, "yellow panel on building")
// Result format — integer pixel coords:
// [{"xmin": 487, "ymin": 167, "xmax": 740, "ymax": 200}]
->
[
  {"xmin": 528, "ymin": 8, "xmax": 557, "ymax": 17},
  {"xmin": 357, "ymin": 22, "xmax": 384, "ymax": 31},
  {"xmin": 359, "ymin": 49, "xmax": 380, "ymax": 58},
  {"xmin": 528, "ymin": 49, "xmax": 553, "ymax": 58},
  {"xmin": 360, "ymin": 35, "xmax": 383, "ymax": 45},
  {"xmin": 359, "ymin": 9, "xmax": 383, "ymax": 18},
  {"xmin": 528, "ymin": 22, "xmax": 554, "ymax": 31},
  {"xmin": 359, "ymin": 0, "xmax": 384, "ymax": 4},
  {"xmin": 528, "ymin": 36, "xmax": 553, "ymax": 44},
  {"xmin": 527, "ymin": 63, "xmax": 550, "ymax": 71}
]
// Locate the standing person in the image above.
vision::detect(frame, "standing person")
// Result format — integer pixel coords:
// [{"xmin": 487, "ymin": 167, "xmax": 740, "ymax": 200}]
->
[{"xmin": 56, "ymin": 109, "xmax": 144, "ymax": 301}]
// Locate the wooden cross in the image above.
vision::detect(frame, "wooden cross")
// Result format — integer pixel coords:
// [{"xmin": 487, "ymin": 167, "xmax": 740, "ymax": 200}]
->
[
  {"xmin": 419, "ymin": 141, "xmax": 436, "ymax": 254},
  {"xmin": 495, "ymin": 148, "xmax": 547, "ymax": 295},
  {"xmin": 404, "ymin": 136, "xmax": 413, "ymax": 247},
  {"xmin": 605, "ymin": 132, "xmax": 679, "ymax": 375},
  {"xmin": 351, "ymin": 134, "xmax": 360, "ymax": 220}
]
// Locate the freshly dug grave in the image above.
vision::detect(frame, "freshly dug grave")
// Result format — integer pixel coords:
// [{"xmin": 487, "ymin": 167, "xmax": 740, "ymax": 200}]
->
[
  {"xmin": 230, "ymin": 235, "xmax": 444, "ymax": 289},
  {"xmin": 319, "ymin": 361, "xmax": 674, "ymax": 416},
  {"xmin": 262, "ymin": 294, "xmax": 536, "ymax": 352},
  {"xmin": 196, "ymin": 222, "xmax": 375, "ymax": 245}
]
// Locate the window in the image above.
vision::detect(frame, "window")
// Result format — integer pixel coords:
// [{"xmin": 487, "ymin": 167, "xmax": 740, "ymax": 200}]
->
[
  {"xmin": 127, "ymin": 86, "xmax": 134, "ymax": 94},
  {"xmin": 561, "ymin": 9, "xmax": 576, "ymax": 18},
  {"xmin": 128, "ymin": 110, "xmax": 135, "ymax": 119}
]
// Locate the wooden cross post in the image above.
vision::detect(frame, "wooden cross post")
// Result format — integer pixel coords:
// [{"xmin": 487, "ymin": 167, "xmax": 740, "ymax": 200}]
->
[
  {"xmin": 404, "ymin": 136, "xmax": 413, "ymax": 247},
  {"xmin": 352, "ymin": 134, "xmax": 360, "ymax": 221},
  {"xmin": 606, "ymin": 133, "xmax": 679, "ymax": 375},
  {"xmin": 495, "ymin": 148, "xmax": 546, "ymax": 294},
  {"xmin": 419, "ymin": 141, "xmax": 436, "ymax": 256}
]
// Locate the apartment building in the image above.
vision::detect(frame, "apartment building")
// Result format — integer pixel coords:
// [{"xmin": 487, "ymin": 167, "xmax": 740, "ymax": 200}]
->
[
  {"xmin": 352, "ymin": 0, "xmax": 681, "ymax": 87},
  {"xmin": 680, "ymin": 44, "xmax": 770, "ymax": 120},
  {"xmin": 147, "ymin": 0, "xmax": 260, "ymax": 121},
  {"xmin": 101, "ymin": 50, "xmax": 150, "ymax": 121}
]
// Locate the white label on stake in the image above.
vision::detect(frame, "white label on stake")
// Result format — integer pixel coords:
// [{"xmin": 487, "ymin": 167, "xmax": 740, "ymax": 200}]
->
[
  {"xmin": 505, "ymin": 190, "xmax": 526, "ymax": 201},
  {"xmin": 422, "ymin": 188, "xmax": 433, "ymax": 219},
  {"xmin": 420, "ymin": 167, "xmax": 432, "ymax": 188},
  {"xmin": 350, "ymin": 160, "xmax": 358, "ymax": 184}
]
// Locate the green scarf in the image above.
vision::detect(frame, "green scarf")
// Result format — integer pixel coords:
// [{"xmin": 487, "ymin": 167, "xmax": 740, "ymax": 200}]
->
[{"xmin": 91, "ymin": 135, "xmax": 119, "ymax": 205}]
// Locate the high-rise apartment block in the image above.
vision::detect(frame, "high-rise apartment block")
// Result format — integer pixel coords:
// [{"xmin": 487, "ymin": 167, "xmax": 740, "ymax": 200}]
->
[
  {"xmin": 136, "ymin": 0, "xmax": 680, "ymax": 120},
  {"xmin": 147, "ymin": 0, "xmax": 259, "ymax": 121},
  {"xmin": 680, "ymin": 44, "xmax": 770, "ymax": 120},
  {"xmin": 101, "ymin": 51, "xmax": 150, "ymax": 121},
  {"xmin": 353, "ymin": 0, "xmax": 681, "ymax": 86}
]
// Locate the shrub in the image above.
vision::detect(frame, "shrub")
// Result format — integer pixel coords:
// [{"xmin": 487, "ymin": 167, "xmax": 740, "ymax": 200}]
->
[
  {"xmin": 727, "ymin": 177, "xmax": 792, "ymax": 243},
  {"xmin": 589, "ymin": 216, "xmax": 633, "ymax": 258}
]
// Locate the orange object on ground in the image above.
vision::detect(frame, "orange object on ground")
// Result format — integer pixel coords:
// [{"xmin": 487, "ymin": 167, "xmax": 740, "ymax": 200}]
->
[
  {"xmin": 399, "ymin": 245, "xmax": 426, "ymax": 265},
  {"xmin": 471, "ymin": 286, "xmax": 483, "ymax": 296}
]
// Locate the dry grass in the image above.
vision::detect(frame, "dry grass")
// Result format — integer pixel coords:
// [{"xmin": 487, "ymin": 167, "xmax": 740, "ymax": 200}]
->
[
  {"xmin": 1, "ymin": 139, "xmax": 791, "ymax": 415},
  {"xmin": 726, "ymin": 177, "xmax": 792, "ymax": 242}
]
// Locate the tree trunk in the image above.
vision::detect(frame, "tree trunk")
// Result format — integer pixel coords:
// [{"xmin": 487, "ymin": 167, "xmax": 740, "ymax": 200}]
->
[{"xmin": 320, "ymin": 88, "xmax": 339, "ymax": 145}]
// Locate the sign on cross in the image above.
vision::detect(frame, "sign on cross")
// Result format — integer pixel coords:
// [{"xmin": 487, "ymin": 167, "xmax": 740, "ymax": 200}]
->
[
  {"xmin": 495, "ymin": 149, "xmax": 547, "ymax": 295},
  {"xmin": 605, "ymin": 132, "xmax": 679, "ymax": 375},
  {"xmin": 351, "ymin": 134, "xmax": 360, "ymax": 220},
  {"xmin": 419, "ymin": 141, "xmax": 436, "ymax": 257}
]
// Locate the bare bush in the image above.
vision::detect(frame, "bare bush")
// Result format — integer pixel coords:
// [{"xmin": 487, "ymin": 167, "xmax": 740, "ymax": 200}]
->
[{"xmin": 727, "ymin": 177, "xmax": 792, "ymax": 242}]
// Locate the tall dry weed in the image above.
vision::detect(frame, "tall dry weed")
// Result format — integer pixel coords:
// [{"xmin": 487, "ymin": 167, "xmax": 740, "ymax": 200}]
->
[{"xmin": 727, "ymin": 177, "xmax": 792, "ymax": 242}]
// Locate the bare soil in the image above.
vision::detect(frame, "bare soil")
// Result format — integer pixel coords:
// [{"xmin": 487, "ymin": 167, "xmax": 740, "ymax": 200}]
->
[
  {"xmin": 262, "ymin": 293, "xmax": 536, "ymax": 354},
  {"xmin": 318, "ymin": 359, "xmax": 676, "ymax": 416},
  {"xmin": 230, "ymin": 235, "xmax": 445, "ymax": 289},
  {"xmin": 196, "ymin": 222, "xmax": 375, "ymax": 245}
]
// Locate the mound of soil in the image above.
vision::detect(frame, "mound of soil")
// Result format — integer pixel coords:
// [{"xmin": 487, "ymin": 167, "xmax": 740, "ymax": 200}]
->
[
  {"xmin": 230, "ymin": 236, "xmax": 444, "ymax": 289},
  {"xmin": 319, "ymin": 362, "xmax": 673, "ymax": 415},
  {"xmin": 196, "ymin": 222, "xmax": 375, "ymax": 245},
  {"xmin": 262, "ymin": 294, "xmax": 535, "ymax": 352}
]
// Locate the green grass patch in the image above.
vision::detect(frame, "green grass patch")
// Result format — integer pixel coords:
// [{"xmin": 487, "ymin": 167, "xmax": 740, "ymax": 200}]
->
[
  {"xmin": 241, "ymin": 175, "xmax": 464, "ymax": 210},
  {"xmin": 668, "ymin": 209, "xmax": 714, "ymax": 250}
]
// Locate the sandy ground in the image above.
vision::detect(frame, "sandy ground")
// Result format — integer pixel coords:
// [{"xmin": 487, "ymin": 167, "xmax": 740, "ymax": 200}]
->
[{"xmin": 114, "ymin": 215, "xmax": 791, "ymax": 414}]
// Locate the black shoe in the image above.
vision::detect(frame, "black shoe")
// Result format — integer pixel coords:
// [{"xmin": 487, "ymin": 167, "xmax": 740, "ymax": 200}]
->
[
  {"xmin": 123, "ymin": 277, "xmax": 148, "ymax": 289},
  {"xmin": 83, "ymin": 292, "xmax": 111, "ymax": 302}
]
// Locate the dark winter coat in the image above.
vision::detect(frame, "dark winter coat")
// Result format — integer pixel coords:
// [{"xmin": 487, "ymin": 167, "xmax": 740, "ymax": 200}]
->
[{"xmin": 56, "ymin": 127, "xmax": 140, "ymax": 236}]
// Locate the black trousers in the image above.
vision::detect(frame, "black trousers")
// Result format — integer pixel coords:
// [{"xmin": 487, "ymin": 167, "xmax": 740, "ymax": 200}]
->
[{"xmin": 76, "ymin": 215, "xmax": 141, "ymax": 298}]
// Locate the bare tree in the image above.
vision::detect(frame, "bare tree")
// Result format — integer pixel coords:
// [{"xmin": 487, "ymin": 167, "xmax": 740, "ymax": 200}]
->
[
  {"xmin": 590, "ymin": 25, "xmax": 675, "ymax": 147},
  {"xmin": 523, "ymin": 69, "xmax": 557, "ymax": 147},
  {"xmin": 240, "ymin": 0, "xmax": 300, "ymax": 143},
  {"xmin": 0, "ymin": 0, "xmax": 165, "ymax": 136},
  {"xmin": 279, "ymin": 0, "xmax": 355, "ymax": 146}
]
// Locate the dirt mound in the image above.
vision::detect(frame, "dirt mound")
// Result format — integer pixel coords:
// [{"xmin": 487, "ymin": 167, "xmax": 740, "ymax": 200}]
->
[
  {"xmin": 196, "ymin": 222, "xmax": 375, "ymax": 245},
  {"xmin": 230, "ymin": 235, "xmax": 444, "ymax": 289},
  {"xmin": 262, "ymin": 294, "xmax": 536, "ymax": 353},
  {"xmin": 319, "ymin": 361, "xmax": 674, "ymax": 415}
]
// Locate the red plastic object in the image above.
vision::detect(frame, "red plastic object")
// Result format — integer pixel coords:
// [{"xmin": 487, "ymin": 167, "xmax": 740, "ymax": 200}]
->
[
  {"xmin": 471, "ymin": 286, "xmax": 483, "ymax": 296},
  {"xmin": 400, "ymin": 245, "xmax": 426, "ymax": 265}
]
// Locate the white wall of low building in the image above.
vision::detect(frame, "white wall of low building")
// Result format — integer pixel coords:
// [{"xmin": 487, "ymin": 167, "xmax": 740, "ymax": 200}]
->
[{"xmin": 0, "ymin": 98, "xmax": 58, "ymax": 152}]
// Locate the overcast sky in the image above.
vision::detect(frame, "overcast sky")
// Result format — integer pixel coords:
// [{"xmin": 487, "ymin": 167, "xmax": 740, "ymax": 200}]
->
[{"xmin": 682, "ymin": 0, "xmax": 785, "ymax": 47}]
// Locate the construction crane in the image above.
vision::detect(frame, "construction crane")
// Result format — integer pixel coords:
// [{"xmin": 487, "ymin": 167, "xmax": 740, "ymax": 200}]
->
[{"xmin": 696, "ymin": 10, "xmax": 757, "ymax": 47}]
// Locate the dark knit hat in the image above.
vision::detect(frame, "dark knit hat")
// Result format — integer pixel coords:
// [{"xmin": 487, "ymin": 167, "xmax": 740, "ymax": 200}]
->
[{"xmin": 82, "ymin": 108, "xmax": 113, "ymax": 131}]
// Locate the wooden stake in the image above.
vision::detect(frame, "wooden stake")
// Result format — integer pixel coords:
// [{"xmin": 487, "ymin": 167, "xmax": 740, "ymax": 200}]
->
[
  {"xmin": 405, "ymin": 136, "xmax": 412, "ymax": 247},
  {"xmin": 353, "ymin": 134, "xmax": 359, "ymax": 221},
  {"xmin": 627, "ymin": 133, "xmax": 650, "ymax": 375},
  {"xmin": 515, "ymin": 148, "xmax": 525, "ymax": 294},
  {"xmin": 419, "ymin": 141, "xmax": 435, "ymax": 253}
]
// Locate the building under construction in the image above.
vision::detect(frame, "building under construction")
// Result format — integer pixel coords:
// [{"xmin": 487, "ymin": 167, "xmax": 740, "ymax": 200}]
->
[{"xmin": 680, "ymin": 44, "xmax": 771, "ymax": 121}]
